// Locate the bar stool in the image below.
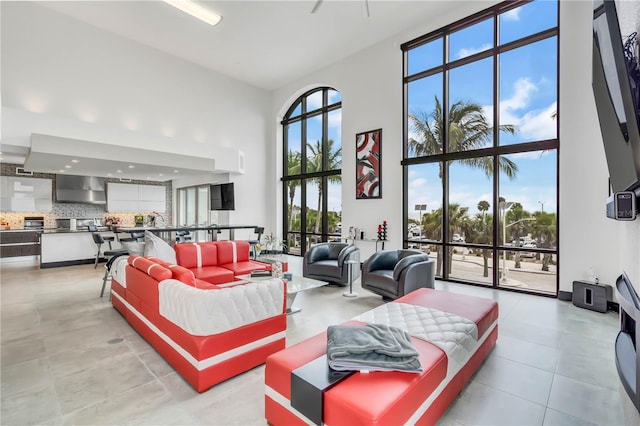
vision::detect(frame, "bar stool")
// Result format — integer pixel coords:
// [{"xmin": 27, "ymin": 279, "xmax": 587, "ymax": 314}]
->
[
  {"xmin": 92, "ymin": 232, "xmax": 127, "ymax": 269},
  {"xmin": 89, "ymin": 224, "xmax": 114, "ymax": 250},
  {"xmin": 175, "ymin": 230, "xmax": 192, "ymax": 243},
  {"xmin": 118, "ymin": 231, "xmax": 145, "ymax": 243},
  {"xmin": 100, "ymin": 251, "xmax": 129, "ymax": 298}
]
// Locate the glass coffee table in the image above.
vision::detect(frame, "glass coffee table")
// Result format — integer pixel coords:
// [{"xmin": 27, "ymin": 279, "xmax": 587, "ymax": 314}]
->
[{"xmin": 237, "ymin": 273, "xmax": 327, "ymax": 314}]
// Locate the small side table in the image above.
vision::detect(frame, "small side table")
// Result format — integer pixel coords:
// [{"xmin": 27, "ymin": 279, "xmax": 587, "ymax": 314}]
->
[{"xmin": 343, "ymin": 259, "xmax": 359, "ymax": 298}]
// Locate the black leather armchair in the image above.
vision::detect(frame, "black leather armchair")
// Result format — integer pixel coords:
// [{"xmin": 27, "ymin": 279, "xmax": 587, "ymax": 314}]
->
[
  {"xmin": 362, "ymin": 249, "xmax": 434, "ymax": 300},
  {"xmin": 303, "ymin": 242, "xmax": 360, "ymax": 286}
]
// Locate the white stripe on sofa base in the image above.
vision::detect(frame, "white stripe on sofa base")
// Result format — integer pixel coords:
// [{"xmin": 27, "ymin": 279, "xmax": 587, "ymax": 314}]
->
[{"xmin": 111, "ymin": 291, "xmax": 285, "ymax": 371}]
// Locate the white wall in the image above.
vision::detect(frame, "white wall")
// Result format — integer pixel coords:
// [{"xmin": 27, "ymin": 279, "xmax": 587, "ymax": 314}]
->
[
  {"xmin": 1, "ymin": 1, "xmax": 271, "ymax": 231},
  {"xmin": 272, "ymin": 2, "xmax": 498, "ymax": 259},
  {"xmin": 271, "ymin": 1, "xmax": 640, "ymax": 294},
  {"xmin": 559, "ymin": 0, "xmax": 639, "ymax": 294}
]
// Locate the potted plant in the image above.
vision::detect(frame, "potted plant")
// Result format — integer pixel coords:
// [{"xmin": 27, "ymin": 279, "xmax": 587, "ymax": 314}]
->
[{"xmin": 263, "ymin": 234, "xmax": 284, "ymax": 252}]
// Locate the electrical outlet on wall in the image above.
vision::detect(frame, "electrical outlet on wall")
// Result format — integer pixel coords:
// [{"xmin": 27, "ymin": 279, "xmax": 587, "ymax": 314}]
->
[{"xmin": 589, "ymin": 266, "xmax": 600, "ymax": 284}]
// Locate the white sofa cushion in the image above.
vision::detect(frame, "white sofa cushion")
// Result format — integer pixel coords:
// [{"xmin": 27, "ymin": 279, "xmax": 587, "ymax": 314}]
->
[
  {"xmin": 111, "ymin": 255, "xmax": 130, "ymax": 287},
  {"xmin": 144, "ymin": 231, "xmax": 176, "ymax": 264},
  {"xmin": 158, "ymin": 278, "xmax": 285, "ymax": 336}
]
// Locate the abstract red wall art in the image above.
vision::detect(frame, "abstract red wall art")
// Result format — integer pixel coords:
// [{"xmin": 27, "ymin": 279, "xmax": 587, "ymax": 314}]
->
[{"xmin": 355, "ymin": 128, "xmax": 382, "ymax": 199}]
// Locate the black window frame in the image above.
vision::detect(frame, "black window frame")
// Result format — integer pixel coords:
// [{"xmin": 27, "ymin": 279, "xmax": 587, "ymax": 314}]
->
[
  {"xmin": 401, "ymin": 0, "xmax": 560, "ymax": 296},
  {"xmin": 282, "ymin": 87, "xmax": 342, "ymax": 256}
]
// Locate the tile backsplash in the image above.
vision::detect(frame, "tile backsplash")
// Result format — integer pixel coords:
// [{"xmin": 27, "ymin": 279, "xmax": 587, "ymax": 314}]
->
[{"xmin": 1, "ymin": 163, "xmax": 172, "ymax": 229}]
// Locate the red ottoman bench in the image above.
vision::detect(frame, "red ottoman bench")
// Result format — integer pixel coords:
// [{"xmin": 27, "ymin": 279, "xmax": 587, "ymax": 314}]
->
[{"xmin": 265, "ymin": 288, "xmax": 498, "ymax": 425}]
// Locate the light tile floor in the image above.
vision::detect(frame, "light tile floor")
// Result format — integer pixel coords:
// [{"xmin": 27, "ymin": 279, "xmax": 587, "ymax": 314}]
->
[{"xmin": 0, "ymin": 256, "xmax": 637, "ymax": 425}]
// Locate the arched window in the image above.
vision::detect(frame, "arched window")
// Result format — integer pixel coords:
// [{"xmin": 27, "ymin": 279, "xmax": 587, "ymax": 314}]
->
[{"xmin": 282, "ymin": 87, "xmax": 342, "ymax": 256}]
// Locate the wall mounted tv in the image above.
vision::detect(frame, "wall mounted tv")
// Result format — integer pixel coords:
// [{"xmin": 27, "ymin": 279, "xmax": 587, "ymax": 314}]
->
[
  {"xmin": 592, "ymin": 0, "xmax": 640, "ymax": 195},
  {"xmin": 210, "ymin": 182, "xmax": 235, "ymax": 210}
]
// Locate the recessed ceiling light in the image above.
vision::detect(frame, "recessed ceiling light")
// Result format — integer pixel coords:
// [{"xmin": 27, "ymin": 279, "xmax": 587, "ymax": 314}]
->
[
  {"xmin": 116, "ymin": 170, "xmax": 122, "ymax": 173},
  {"xmin": 65, "ymin": 165, "xmax": 72, "ymax": 169},
  {"xmin": 59, "ymin": 170, "xmax": 65, "ymax": 173},
  {"xmin": 173, "ymin": 170, "xmax": 179, "ymax": 173},
  {"xmin": 107, "ymin": 173, "xmax": 112, "ymax": 177},
  {"xmin": 71, "ymin": 159, "xmax": 79, "ymax": 163},
  {"xmin": 128, "ymin": 165, "xmax": 135, "ymax": 169},
  {"xmin": 159, "ymin": 173, "xmax": 164, "ymax": 177},
  {"xmin": 164, "ymin": 0, "xmax": 222, "ymax": 26}
]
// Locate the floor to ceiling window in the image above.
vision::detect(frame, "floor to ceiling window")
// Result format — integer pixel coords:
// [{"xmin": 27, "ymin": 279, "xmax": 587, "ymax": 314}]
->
[
  {"xmin": 282, "ymin": 87, "xmax": 342, "ymax": 256},
  {"xmin": 402, "ymin": 0, "xmax": 559, "ymax": 295}
]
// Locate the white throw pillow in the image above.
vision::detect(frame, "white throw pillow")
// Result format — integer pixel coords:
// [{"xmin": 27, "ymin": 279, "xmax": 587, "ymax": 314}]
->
[{"xmin": 143, "ymin": 231, "xmax": 177, "ymax": 264}]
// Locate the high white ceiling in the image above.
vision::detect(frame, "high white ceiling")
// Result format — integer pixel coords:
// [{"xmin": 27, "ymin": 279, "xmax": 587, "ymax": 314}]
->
[
  {"xmin": 3, "ymin": 0, "xmax": 457, "ymax": 178},
  {"xmin": 35, "ymin": 0, "xmax": 453, "ymax": 90}
]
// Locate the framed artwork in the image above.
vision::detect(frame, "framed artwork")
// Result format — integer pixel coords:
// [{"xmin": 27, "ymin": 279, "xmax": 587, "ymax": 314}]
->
[{"xmin": 355, "ymin": 128, "xmax": 382, "ymax": 199}]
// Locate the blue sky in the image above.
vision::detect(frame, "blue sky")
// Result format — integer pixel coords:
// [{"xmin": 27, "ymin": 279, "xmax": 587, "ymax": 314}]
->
[
  {"xmin": 408, "ymin": 0, "xmax": 558, "ymax": 218},
  {"xmin": 287, "ymin": 1, "xmax": 559, "ymax": 219}
]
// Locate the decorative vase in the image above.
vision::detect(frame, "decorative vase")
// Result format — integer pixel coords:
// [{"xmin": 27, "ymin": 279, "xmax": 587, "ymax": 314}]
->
[{"xmin": 273, "ymin": 262, "xmax": 283, "ymax": 278}]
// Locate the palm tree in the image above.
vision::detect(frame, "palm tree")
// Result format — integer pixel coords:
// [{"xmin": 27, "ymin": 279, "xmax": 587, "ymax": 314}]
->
[
  {"xmin": 477, "ymin": 200, "xmax": 490, "ymax": 217},
  {"xmin": 421, "ymin": 205, "xmax": 470, "ymax": 276},
  {"xmin": 409, "ymin": 98, "xmax": 519, "ymax": 280},
  {"xmin": 531, "ymin": 211, "xmax": 557, "ymax": 272},
  {"xmin": 462, "ymin": 210, "xmax": 493, "ymax": 278},
  {"xmin": 505, "ymin": 202, "xmax": 531, "ymax": 269},
  {"xmin": 306, "ymin": 139, "xmax": 342, "ymax": 234},
  {"xmin": 287, "ymin": 150, "xmax": 301, "ymax": 232},
  {"xmin": 409, "ymin": 97, "xmax": 519, "ymax": 179}
]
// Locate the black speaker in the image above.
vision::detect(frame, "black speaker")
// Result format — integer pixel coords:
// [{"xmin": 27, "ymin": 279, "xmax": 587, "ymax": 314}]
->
[{"xmin": 572, "ymin": 281, "xmax": 612, "ymax": 313}]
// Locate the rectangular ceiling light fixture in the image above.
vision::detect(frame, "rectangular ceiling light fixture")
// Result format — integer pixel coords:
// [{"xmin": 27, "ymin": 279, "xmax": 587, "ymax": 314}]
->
[{"xmin": 164, "ymin": 0, "xmax": 222, "ymax": 26}]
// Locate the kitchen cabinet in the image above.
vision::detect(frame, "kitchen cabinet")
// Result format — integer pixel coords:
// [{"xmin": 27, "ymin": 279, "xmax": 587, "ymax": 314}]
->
[
  {"xmin": 0, "ymin": 230, "xmax": 41, "ymax": 258},
  {"xmin": 139, "ymin": 185, "xmax": 166, "ymax": 212},
  {"xmin": 0, "ymin": 177, "xmax": 53, "ymax": 212},
  {"xmin": 107, "ymin": 183, "xmax": 165, "ymax": 213}
]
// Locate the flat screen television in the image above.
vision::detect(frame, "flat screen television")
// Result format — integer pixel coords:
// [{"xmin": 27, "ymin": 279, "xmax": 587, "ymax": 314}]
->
[
  {"xmin": 592, "ymin": 0, "xmax": 640, "ymax": 194},
  {"xmin": 210, "ymin": 182, "xmax": 235, "ymax": 210}
]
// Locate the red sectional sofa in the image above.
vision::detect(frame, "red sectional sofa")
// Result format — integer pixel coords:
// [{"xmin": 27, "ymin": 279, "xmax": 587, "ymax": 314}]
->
[
  {"xmin": 110, "ymin": 255, "xmax": 287, "ymax": 392},
  {"xmin": 265, "ymin": 288, "xmax": 499, "ymax": 425},
  {"xmin": 174, "ymin": 240, "xmax": 273, "ymax": 283}
]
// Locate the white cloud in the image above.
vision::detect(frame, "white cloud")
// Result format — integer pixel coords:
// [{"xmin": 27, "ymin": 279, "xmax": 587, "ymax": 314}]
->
[
  {"xmin": 306, "ymin": 91, "xmax": 323, "ymax": 111},
  {"xmin": 501, "ymin": 8, "xmax": 521, "ymax": 22},
  {"xmin": 457, "ymin": 43, "xmax": 492, "ymax": 60},
  {"xmin": 327, "ymin": 90, "xmax": 341, "ymax": 104},
  {"xmin": 409, "ymin": 177, "xmax": 428, "ymax": 189},
  {"xmin": 518, "ymin": 101, "xmax": 557, "ymax": 140},
  {"xmin": 502, "ymin": 78, "xmax": 537, "ymax": 112},
  {"xmin": 508, "ymin": 150, "xmax": 551, "ymax": 160},
  {"xmin": 449, "ymin": 190, "xmax": 477, "ymax": 208},
  {"xmin": 484, "ymin": 78, "xmax": 556, "ymax": 142},
  {"xmin": 501, "ymin": 184, "xmax": 557, "ymax": 213},
  {"xmin": 328, "ymin": 110, "xmax": 341, "ymax": 128}
]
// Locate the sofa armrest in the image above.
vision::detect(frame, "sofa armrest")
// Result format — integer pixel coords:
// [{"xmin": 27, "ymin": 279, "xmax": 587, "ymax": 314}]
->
[
  {"xmin": 393, "ymin": 253, "xmax": 430, "ymax": 281},
  {"xmin": 364, "ymin": 250, "xmax": 399, "ymax": 273},
  {"xmin": 397, "ymin": 259, "xmax": 436, "ymax": 295},
  {"xmin": 158, "ymin": 278, "xmax": 286, "ymax": 336},
  {"xmin": 305, "ymin": 244, "xmax": 330, "ymax": 264},
  {"xmin": 337, "ymin": 245, "xmax": 359, "ymax": 266}
]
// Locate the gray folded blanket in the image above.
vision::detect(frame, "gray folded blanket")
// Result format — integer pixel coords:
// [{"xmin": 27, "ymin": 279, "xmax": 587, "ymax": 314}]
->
[{"xmin": 326, "ymin": 323, "xmax": 423, "ymax": 373}]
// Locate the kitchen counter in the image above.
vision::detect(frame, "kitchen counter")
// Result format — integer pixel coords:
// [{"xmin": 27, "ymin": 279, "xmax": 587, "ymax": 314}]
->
[
  {"xmin": 0, "ymin": 228, "xmax": 46, "ymax": 232},
  {"xmin": 40, "ymin": 227, "xmax": 111, "ymax": 234},
  {"xmin": 114, "ymin": 224, "xmax": 257, "ymax": 240},
  {"xmin": 40, "ymin": 229, "xmax": 126, "ymax": 268},
  {"xmin": 38, "ymin": 224, "xmax": 259, "ymax": 268}
]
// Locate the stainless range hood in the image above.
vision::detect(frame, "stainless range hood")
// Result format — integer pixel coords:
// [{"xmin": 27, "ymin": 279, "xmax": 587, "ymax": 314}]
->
[{"xmin": 55, "ymin": 175, "xmax": 106, "ymax": 205}]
